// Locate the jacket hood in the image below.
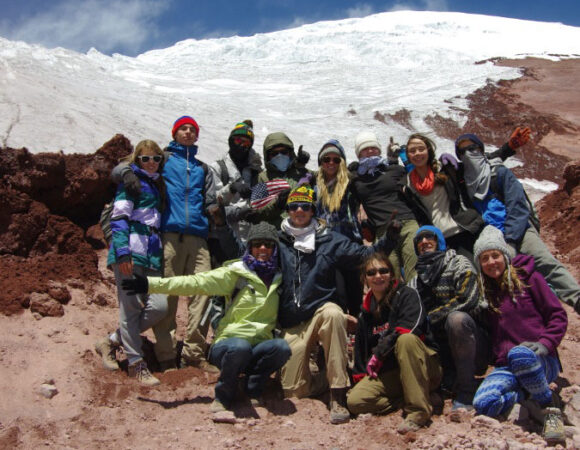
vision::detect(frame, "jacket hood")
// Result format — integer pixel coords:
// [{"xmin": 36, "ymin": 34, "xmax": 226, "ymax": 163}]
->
[
  {"xmin": 167, "ymin": 140, "xmax": 199, "ymax": 158},
  {"xmin": 454, "ymin": 133, "xmax": 485, "ymax": 158},
  {"xmin": 511, "ymin": 253, "xmax": 535, "ymax": 281},
  {"xmin": 263, "ymin": 132, "xmax": 296, "ymax": 162},
  {"xmin": 317, "ymin": 139, "xmax": 346, "ymax": 164},
  {"xmin": 414, "ymin": 225, "xmax": 446, "ymax": 253}
]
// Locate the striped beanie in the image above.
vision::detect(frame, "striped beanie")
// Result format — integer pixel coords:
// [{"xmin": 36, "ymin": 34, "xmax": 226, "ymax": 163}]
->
[{"xmin": 172, "ymin": 116, "xmax": 199, "ymax": 137}]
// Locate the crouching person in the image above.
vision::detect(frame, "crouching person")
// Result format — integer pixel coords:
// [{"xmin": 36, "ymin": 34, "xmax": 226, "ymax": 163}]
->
[
  {"xmin": 347, "ymin": 252, "xmax": 442, "ymax": 434},
  {"xmin": 122, "ymin": 222, "xmax": 291, "ymax": 418},
  {"xmin": 472, "ymin": 226, "xmax": 568, "ymax": 445}
]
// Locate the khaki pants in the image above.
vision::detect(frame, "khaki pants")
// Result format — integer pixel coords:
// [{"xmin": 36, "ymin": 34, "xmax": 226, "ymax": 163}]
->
[
  {"xmin": 281, "ymin": 302, "xmax": 350, "ymax": 398},
  {"xmin": 153, "ymin": 232, "xmax": 211, "ymax": 364},
  {"xmin": 347, "ymin": 333, "xmax": 442, "ymax": 425},
  {"xmin": 376, "ymin": 219, "xmax": 419, "ymax": 282}
]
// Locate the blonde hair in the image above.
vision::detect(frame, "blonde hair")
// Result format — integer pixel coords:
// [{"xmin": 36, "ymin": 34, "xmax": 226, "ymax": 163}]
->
[
  {"xmin": 480, "ymin": 264, "xmax": 526, "ymax": 313},
  {"xmin": 316, "ymin": 160, "xmax": 349, "ymax": 213}
]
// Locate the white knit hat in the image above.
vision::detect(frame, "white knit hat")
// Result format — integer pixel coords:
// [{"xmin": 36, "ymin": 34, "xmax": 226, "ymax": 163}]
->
[
  {"xmin": 473, "ymin": 225, "xmax": 515, "ymax": 271},
  {"xmin": 354, "ymin": 131, "xmax": 382, "ymax": 158}
]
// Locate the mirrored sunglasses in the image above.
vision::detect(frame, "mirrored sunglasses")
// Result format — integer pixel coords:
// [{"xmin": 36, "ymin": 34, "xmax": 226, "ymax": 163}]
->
[
  {"xmin": 233, "ymin": 136, "xmax": 251, "ymax": 147},
  {"xmin": 365, "ymin": 267, "xmax": 391, "ymax": 277},
  {"xmin": 288, "ymin": 202, "xmax": 313, "ymax": 212},
  {"xmin": 138, "ymin": 155, "xmax": 162, "ymax": 163}
]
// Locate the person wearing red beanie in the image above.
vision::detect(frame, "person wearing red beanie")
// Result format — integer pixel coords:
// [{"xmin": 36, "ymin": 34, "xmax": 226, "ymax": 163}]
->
[{"xmin": 172, "ymin": 115, "xmax": 199, "ymax": 138}]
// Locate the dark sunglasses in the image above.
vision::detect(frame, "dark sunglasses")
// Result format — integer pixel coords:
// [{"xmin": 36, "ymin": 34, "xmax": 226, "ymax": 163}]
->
[
  {"xmin": 456, "ymin": 143, "xmax": 480, "ymax": 157},
  {"xmin": 138, "ymin": 155, "xmax": 162, "ymax": 163},
  {"xmin": 365, "ymin": 267, "xmax": 391, "ymax": 277},
  {"xmin": 288, "ymin": 202, "xmax": 313, "ymax": 212},
  {"xmin": 251, "ymin": 240, "xmax": 275, "ymax": 249},
  {"xmin": 270, "ymin": 148, "xmax": 290, "ymax": 157},
  {"xmin": 322, "ymin": 156, "xmax": 341, "ymax": 164},
  {"xmin": 415, "ymin": 231, "xmax": 437, "ymax": 242},
  {"xmin": 233, "ymin": 136, "xmax": 251, "ymax": 147}
]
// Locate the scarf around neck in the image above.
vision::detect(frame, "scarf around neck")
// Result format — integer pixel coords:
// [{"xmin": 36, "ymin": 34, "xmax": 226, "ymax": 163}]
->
[
  {"xmin": 281, "ymin": 218, "xmax": 317, "ymax": 253},
  {"xmin": 357, "ymin": 156, "xmax": 388, "ymax": 176},
  {"xmin": 415, "ymin": 250, "xmax": 446, "ymax": 286},
  {"xmin": 410, "ymin": 167, "xmax": 435, "ymax": 195},
  {"xmin": 242, "ymin": 247, "xmax": 278, "ymax": 287}
]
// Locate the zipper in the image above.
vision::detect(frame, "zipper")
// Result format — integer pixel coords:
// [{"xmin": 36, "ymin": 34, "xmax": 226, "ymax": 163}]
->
[{"xmin": 185, "ymin": 146, "xmax": 190, "ymax": 228}]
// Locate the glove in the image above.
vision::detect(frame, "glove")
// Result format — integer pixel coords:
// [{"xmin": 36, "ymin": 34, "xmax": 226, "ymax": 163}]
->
[
  {"xmin": 521, "ymin": 341, "xmax": 549, "ymax": 357},
  {"xmin": 122, "ymin": 170, "xmax": 141, "ymax": 197},
  {"xmin": 275, "ymin": 188, "xmax": 291, "ymax": 209},
  {"xmin": 386, "ymin": 211, "xmax": 402, "ymax": 242},
  {"xmin": 508, "ymin": 126, "xmax": 531, "ymax": 150},
  {"xmin": 297, "ymin": 172, "xmax": 313, "ymax": 187},
  {"xmin": 229, "ymin": 181, "xmax": 252, "ymax": 199},
  {"xmin": 366, "ymin": 355, "xmax": 383, "ymax": 379},
  {"xmin": 121, "ymin": 273, "xmax": 149, "ymax": 295},
  {"xmin": 296, "ymin": 145, "xmax": 310, "ymax": 165},
  {"xmin": 387, "ymin": 137, "xmax": 401, "ymax": 162},
  {"xmin": 439, "ymin": 153, "xmax": 459, "ymax": 170}
]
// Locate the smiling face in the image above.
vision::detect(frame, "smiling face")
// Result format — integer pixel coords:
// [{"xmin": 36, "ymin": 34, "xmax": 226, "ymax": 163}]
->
[
  {"xmin": 406, "ymin": 138, "xmax": 430, "ymax": 168},
  {"xmin": 479, "ymin": 249, "xmax": 507, "ymax": 281},
  {"xmin": 320, "ymin": 150, "xmax": 342, "ymax": 179},
  {"xmin": 250, "ymin": 240, "xmax": 275, "ymax": 262},
  {"xmin": 364, "ymin": 259, "xmax": 393, "ymax": 298},
  {"xmin": 287, "ymin": 202, "xmax": 314, "ymax": 228},
  {"xmin": 416, "ymin": 233, "xmax": 438, "ymax": 255}
]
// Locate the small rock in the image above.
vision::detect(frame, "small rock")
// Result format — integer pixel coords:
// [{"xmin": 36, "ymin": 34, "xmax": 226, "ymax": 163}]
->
[
  {"xmin": 30, "ymin": 293, "xmax": 64, "ymax": 317},
  {"xmin": 38, "ymin": 383, "xmax": 58, "ymax": 399},
  {"xmin": 212, "ymin": 411, "xmax": 236, "ymax": 424},
  {"xmin": 472, "ymin": 415, "xmax": 502, "ymax": 429},
  {"xmin": 91, "ymin": 294, "xmax": 109, "ymax": 307}
]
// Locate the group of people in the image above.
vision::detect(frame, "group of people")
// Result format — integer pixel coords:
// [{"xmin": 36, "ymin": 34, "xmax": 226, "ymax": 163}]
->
[{"xmin": 95, "ymin": 115, "xmax": 578, "ymax": 444}]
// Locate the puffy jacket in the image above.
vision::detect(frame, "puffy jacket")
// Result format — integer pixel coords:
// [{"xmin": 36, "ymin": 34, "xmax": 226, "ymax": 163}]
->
[
  {"xmin": 107, "ymin": 163, "xmax": 162, "ymax": 271},
  {"xmin": 486, "ymin": 254, "xmax": 567, "ymax": 366},
  {"xmin": 161, "ymin": 141, "xmax": 216, "ymax": 238},
  {"xmin": 277, "ymin": 222, "xmax": 395, "ymax": 328},
  {"xmin": 148, "ymin": 260, "xmax": 282, "ymax": 346},
  {"xmin": 315, "ymin": 180, "xmax": 362, "ymax": 243}
]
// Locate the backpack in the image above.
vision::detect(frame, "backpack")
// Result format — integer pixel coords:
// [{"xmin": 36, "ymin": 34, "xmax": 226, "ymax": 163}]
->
[
  {"xmin": 216, "ymin": 159, "xmax": 230, "ymax": 186},
  {"xmin": 99, "ymin": 201, "xmax": 114, "ymax": 244},
  {"xmin": 201, "ymin": 274, "xmax": 248, "ymax": 331},
  {"xmin": 489, "ymin": 163, "xmax": 541, "ymax": 232}
]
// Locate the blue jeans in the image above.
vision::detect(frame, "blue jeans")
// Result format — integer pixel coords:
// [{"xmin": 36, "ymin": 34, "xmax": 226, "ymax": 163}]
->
[{"xmin": 209, "ymin": 337, "xmax": 291, "ymax": 406}]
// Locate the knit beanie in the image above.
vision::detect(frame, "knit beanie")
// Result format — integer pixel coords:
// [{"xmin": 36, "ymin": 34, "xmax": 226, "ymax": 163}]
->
[
  {"xmin": 247, "ymin": 222, "xmax": 279, "ymax": 245},
  {"xmin": 287, "ymin": 185, "xmax": 315, "ymax": 205},
  {"xmin": 354, "ymin": 131, "xmax": 382, "ymax": 158},
  {"xmin": 172, "ymin": 116, "xmax": 199, "ymax": 138},
  {"xmin": 454, "ymin": 133, "xmax": 485, "ymax": 158},
  {"xmin": 473, "ymin": 225, "xmax": 515, "ymax": 271},
  {"xmin": 229, "ymin": 120, "xmax": 254, "ymax": 145},
  {"xmin": 318, "ymin": 139, "xmax": 346, "ymax": 165}
]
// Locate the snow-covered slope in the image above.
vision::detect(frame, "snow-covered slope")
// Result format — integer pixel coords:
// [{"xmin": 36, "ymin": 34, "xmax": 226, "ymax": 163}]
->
[{"xmin": 1, "ymin": 11, "xmax": 579, "ymax": 164}]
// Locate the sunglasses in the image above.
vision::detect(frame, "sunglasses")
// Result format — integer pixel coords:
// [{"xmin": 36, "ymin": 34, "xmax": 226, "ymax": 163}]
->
[
  {"xmin": 270, "ymin": 148, "xmax": 290, "ymax": 157},
  {"xmin": 233, "ymin": 136, "xmax": 251, "ymax": 147},
  {"xmin": 365, "ymin": 267, "xmax": 391, "ymax": 277},
  {"xmin": 251, "ymin": 240, "xmax": 275, "ymax": 249},
  {"xmin": 457, "ymin": 143, "xmax": 480, "ymax": 157},
  {"xmin": 415, "ymin": 231, "xmax": 437, "ymax": 242},
  {"xmin": 322, "ymin": 156, "xmax": 341, "ymax": 164},
  {"xmin": 138, "ymin": 155, "xmax": 162, "ymax": 163},
  {"xmin": 288, "ymin": 202, "xmax": 313, "ymax": 212}
]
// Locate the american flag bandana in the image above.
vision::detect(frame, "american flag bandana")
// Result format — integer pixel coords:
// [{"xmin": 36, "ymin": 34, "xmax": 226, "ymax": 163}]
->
[{"xmin": 250, "ymin": 179, "xmax": 291, "ymax": 209}]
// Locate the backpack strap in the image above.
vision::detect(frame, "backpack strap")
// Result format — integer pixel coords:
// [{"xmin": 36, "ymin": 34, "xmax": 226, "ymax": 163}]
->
[{"xmin": 217, "ymin": 159, "xmax": 230, "ymax": 186}]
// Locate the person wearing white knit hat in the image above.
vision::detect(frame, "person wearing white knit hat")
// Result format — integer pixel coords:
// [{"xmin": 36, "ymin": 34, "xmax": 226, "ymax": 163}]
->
[{"xmin": 354, "ymin": 131, "xmax": 382, "ymax": 159}]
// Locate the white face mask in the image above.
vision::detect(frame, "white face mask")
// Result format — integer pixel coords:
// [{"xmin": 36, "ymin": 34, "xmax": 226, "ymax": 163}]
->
[{"xmin": 270, "ymin": 153, "xmax": 291, "ymax": 172}]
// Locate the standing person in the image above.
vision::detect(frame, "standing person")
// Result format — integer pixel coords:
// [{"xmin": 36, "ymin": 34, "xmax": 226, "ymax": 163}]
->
[
  {"xmin": 347, "ymin": 253, "xmax": 442, "ymax": 434},
  {"xmin": 115, "ymin": 116, "xmax": 218, "ymax": 372},
  {"xmin": 409, "ymin": 225, "xmax": 490, "ymax": 410},
  {"xmin": 251, "ymin": 132, "xmax": 311, "ymax": 228},
  {"xmin": 95, "ymin": 140, "xmax": 168, "ymax": 386},
  {"xmin": 122, "ymin": 222, "xmax": 292, "ymax": 420},
  {"xmin": 315, "ymin": 139, "xmax": 363, "ymax": 315},
  {"xmin": 211, "ymin": 120, "xmax": 263, "ymax": 243},
  {"xmin": 349, "ymin": 130, "xmax": 420, "ymax": 281},
  {"xmin": 404, "ymin": 133, "xmax": 484, "ymax": 260},
  {"xmin": 455, "ymin": 132, "xmax": 580, "ymax": 311},
  {"xmin": 471, "ymin": 225, "xmax": 567, "ymax": 445},
  {"xmin": 277, "ymin": 185, "xmax": 399, "ymax": 424}
]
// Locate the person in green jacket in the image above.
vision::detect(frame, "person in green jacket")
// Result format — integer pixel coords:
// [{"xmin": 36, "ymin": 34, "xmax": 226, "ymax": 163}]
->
[{"xmin": 122, "ymin": 222, "xmax": 291, "ymax": 418}]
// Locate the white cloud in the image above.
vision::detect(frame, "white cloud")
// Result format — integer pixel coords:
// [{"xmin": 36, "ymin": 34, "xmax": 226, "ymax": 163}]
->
[
  {"xmin": 346, "ymin": 4, "xmax": 376, "ymax": 18},
  {"xmin": 0, "ymin": 0, "xmax": 169, "ymax": 55},
  {"xmin": 389, "ymin": 0, "xmax": 449, "ymax": 12}
]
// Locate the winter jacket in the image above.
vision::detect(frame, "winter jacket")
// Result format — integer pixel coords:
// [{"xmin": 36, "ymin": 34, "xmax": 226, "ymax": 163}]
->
[
  {"xmin": 315, "ymin": 181, "xmax": 362, "ymax": 243},
  {"xmin": 352, "ymin": 284, "xmax": 436, "ymax": 381},
  {"xmin": 277, "ymin": 222, "xmax": 395, "ymax": 329},
  {"xmin": 409, "ymin": 249, "xmax": 486, "ymax": 328},
  {"xmin": 349, "ymin": 162, "xmax": 417, "ymax": 229},
  {"xmin": 148, "ymin": 260, "xmax": 282, "ymax": 346},
  {"xmin": 160, "ymin": 141, "xmax": 216, "ymax": 238},
  {"xmin": 406, "ymin": 162, "xmax": 484, "ymax": 237},
  {"xmin": 486, "ymin": 254, "xmax": 568, "ymax": 366},
  {"xmin": 107, "ymin": 164, "xmax": 162, "ymax": 271}
]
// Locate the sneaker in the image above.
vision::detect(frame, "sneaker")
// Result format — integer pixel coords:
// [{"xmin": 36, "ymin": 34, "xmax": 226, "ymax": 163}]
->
[
  {"xmin": 397, "ymin": 419, "xmax": 422, "ymax": 435},
  {"xmin": 128, "ymin": 361, "xmax": 160, "ymax": 387},
  {"xmin": 94, "ymin": 337, "xmax": 119, "ymax": 371},
  {"xmin": 542, "ymin": 407, "xmax": 565, "ymax": 444},
  {"xmin": 329, "ymin": 388, "xmax": 350, "ymax": 424}
]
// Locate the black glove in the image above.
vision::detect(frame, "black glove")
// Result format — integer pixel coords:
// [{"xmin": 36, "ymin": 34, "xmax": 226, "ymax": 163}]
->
[
  {"xmin": 229, "ymin": 181, "xmax": 252, "ymax": 199},
  {"xmin": 122, "ymin": 169, "xmax": 141, "ymax": 197},
  {"xmin": 521, "ymin": 341, "xmax": 549, "ymax": 357},
  {"xmin": 296, "ymin": 145, "xmax": 310, "ymax": 165},
  {"xmin": 275, "ymin": 188, "xmax": 291, "ymax": 209},
  {"xmin": 121, "ymin": 273, "xmax": 149, "ymax": 295},
  {"xmin": 386, "ymin": 211, "xmax": 401, "ymax": 242}
]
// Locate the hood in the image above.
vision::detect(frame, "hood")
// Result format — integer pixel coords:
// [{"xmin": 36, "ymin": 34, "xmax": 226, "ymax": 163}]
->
[
  {"xmin": 454, "ymin": 133, "xmax": 485, "ymax": 158},
  {"xmin": 263, "ymin": 132, "xmax": 296, "ymax": 164},
  {"xmin": 317, "ymin": 139, "xmax": 346, "ymax": 165},
  {"xmin": 511, "ymin": 253, "xmax": 535, "ymax": 282},
  {"xmin": 414, "ymin": 225, "xmax": 446, "ymax": 254}
]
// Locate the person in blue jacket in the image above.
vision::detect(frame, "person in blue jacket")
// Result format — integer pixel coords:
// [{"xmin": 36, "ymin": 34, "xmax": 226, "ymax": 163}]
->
[{"xmin": 456, "ymin": 132, "xmax": 580, "ymax": 312}]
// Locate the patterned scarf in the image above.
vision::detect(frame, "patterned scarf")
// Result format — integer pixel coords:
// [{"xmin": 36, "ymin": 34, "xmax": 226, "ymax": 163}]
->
[
  {"xmin": 415, "ymin": 250, "xmax": 446, "ymax": 286},
  {"xmin": 357, "ymin": 156, "xmax": 388, "ymax": 176},
  {"xmin": 242, "ymin": 246, "xmax": 278, "ymax": 286},
  {"xmin": 410, "ymin": 167, "xmax": 435, "ymax": 195}
]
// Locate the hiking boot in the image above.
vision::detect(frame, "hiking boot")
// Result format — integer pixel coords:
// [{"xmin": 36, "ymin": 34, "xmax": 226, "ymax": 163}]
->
[
  {"xmin": 397, "ymin": 418, "xmax": 422, "ymax": 434},
  {"xmin": 542, "ymin": 407, "xmax": 565, "ymax": 445},
  {"xmin": 94, "ymin": 337, "xmax": 119, "ymax": 371},
  {"xmin": 329, "ymin": 388, "xmax": 350, "ymax": 424},
  {"xmin": 128, "ymin": 360, "xmax": 160, "ymax": 387},
  {"xmin": 159, "ymin": 359, "xmax": 178, "ymax": 373}
]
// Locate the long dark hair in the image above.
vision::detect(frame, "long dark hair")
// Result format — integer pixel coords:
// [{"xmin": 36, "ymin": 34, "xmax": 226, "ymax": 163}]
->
[{"xmin": 406, "ymin": 133, "xmax": 447, "ymax": 184}]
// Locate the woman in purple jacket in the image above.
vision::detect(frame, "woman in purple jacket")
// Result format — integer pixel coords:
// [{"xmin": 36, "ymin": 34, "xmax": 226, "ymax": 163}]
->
[{"xmin": 471, "ymin": 225, "xmax": 568, "ymax": 445}]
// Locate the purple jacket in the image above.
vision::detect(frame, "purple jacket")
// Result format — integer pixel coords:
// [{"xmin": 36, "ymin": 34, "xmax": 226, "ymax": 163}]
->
[{"xmin": 487, "ymin": 254, "xmax": 568, "ymax": 366}]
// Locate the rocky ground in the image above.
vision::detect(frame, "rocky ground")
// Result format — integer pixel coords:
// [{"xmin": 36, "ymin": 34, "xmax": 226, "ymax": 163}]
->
[{"xmin": 1, "ymin": 57, "xmax": 580, "ymax": 449}]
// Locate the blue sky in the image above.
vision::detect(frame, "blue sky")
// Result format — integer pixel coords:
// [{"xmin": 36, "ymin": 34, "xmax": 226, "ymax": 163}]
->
[{"xmin": 1, "ymin": 0, "xmax": 579, "ymax": 56}]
